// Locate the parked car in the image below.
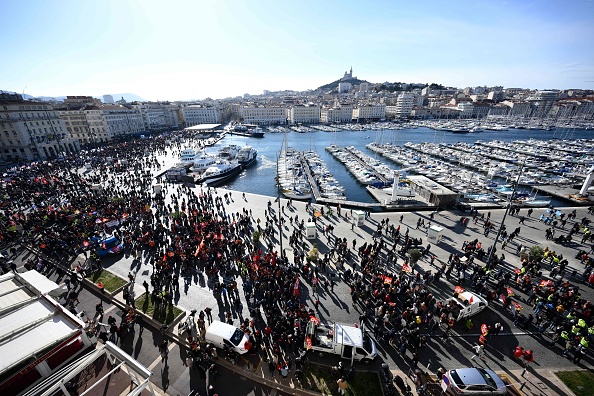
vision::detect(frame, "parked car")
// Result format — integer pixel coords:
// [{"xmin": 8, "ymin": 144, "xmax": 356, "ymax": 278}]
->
[
  {"xmin": 444, "ymin": 367, "xmax": 506, "ymax": 396},
  {"xmin": 94, "ymin": 235, "xmax": 124, "ymax": 257}
]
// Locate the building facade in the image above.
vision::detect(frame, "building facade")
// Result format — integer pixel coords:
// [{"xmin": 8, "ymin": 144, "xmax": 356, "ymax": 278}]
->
[
  {"xmin": 240, "ymin": 106, "xmax": 287, "ymax": 125},
  {"xmin": 352, "ymin": 104, "xmax": 386, "ymax": 122},
  {"xmin": 288, "ymin": 104, "xmax": 320, "ymax": 125},
  {"xmin": 181, "ymin": 105, "xmax": 221, "ymax": 127},
  {"xmin": 321, "ymin": 104, "xmax": 353, "ymax": 123},
  {"xmin": 0, "ymin": 93, "xmax": 79, "ymax": 162}
]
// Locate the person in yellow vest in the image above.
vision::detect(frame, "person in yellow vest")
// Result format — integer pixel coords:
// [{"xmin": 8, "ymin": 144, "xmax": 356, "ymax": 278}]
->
[
  {"xmin": 580, "ymin": 337, "xmax": 589, "ymax": 349},
  {"xmin": 572, "ymin": 325, "xmax": 581, "ymax": 336},
  {"xmin": 577, "ymin": 318, "xmax": 586, "ymax": 328},
  {"xmin": 566, "ymin": 312, "xmax": 576, "ymax": 321}
]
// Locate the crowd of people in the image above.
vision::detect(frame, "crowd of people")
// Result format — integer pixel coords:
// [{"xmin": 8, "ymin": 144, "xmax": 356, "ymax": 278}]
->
[{"xmin": 2, "ymin": 133, "xmax": 594, "ymax": 395}]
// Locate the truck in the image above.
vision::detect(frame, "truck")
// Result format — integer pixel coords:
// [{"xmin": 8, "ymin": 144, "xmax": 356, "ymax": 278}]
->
[
  {"xmin": 305, "ymin": 319, "xmax": 377, "ymax": 364},
  {"xmin": 446, "ymin": 291, "xmax": 488, "ymax": 321}
]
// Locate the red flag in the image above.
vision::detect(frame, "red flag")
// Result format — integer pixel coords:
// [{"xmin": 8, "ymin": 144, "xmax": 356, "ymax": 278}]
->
[
  {"xmin": 513, "ymin": 268, "xmax": 521, "ymax": 274},
  {"xmin": 469, "ymin": 296, "xmax": 474, "ymax": 303},
  {"xmin": 402, "ymin": 262, "xmax": 412, "ymax": 273},
  {"xmin": 506, "ymin": 287, "xmax": 515, "ymax": 297},
  {"xmin": 382, "ymin": 275, "xmax": 393, "ymax": 284},
  {"xmin": 512, "ymin": 302, "xmax": 522, "ymax": 311},
  {"xmin": 305, "ymin": 336, "xmax": 313, "ymax": 350},
  {"xmin": 454, "ymin": 286, "xmax": 464, "ymax": 294},
  {"xmin": 481, "ymin": 324, "xmax": 489, "ymax": 335},
  {"xmin": 309, "ymin": 316, "xmax": 320, "ymax": 325}
]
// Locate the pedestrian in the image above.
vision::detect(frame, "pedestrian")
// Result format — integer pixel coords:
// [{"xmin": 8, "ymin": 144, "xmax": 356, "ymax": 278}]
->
[
  {"xmin": 573, "ymin": 346, "xmax": 585, "ymax": 364},
  {"xmin": 337, "ymin": 377, "xmax": 348, "ymax": 395},
  {"xmin": 493, "ymin": 322, "xmax": 503, "ymax": 336},
  {"xmin": 513, "ymin": 345, "xmax": 523, "ymax": 360},
  {"xmin": 204, "ymin": 307, "xmax": 213, "ymax": 323},
  {"xmin": 159, "ymin": 340, "xmax": 168, "ymax": 363},
  {"xmin": 471, "ymin": 344, "xmax": 485, "ymax": 361},
  {"xmin": 268, "ymin": 360, "xmax": 276, "ymax": 377},
  {"xmin": 522, "ymin": 349, "xmax": 534, "ymax": 367},
  {"xmin": 465, "ymin": 318, "xmax": 474, "ymax": 332},
  {"xmin": 142, "ymin": 280, "xmax": 149, "ymax": 294}
]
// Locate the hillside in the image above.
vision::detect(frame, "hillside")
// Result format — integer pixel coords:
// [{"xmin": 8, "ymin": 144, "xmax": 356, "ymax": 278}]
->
[{"xmin": 316, "ymin": 77, "xmax": 369, "ymax": 92}]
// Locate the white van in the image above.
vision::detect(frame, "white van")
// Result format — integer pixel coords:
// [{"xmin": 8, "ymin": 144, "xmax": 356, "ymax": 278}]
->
[
  {"xmin": 446, "ymin": 291, "xmax": 488, "ymax": 321},
  {"xmin": 204, "ymin": 321, "xmax": 251, "ymax": 355}
]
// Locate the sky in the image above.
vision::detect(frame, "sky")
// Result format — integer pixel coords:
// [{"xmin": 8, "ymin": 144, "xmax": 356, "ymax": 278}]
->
[{"xmin": 1, "ymin": 0, "xmax": 593, "ymax": 101}]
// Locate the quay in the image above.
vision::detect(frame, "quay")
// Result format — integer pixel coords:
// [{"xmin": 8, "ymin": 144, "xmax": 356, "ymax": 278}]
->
[{"xmin": 533, "ymin": 184, "xmax": 593, "ymax": 206}]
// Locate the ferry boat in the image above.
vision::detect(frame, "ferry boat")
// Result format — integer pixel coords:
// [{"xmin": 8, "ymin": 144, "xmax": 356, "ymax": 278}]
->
[
  {"xmin": 190, "ymin": 151, "xmax": 217, "ymax": 173},
  {"xmin": 231, "ymin": 125, "xmax": 265, "ymax": 138},
  {"xmin": 218, "ymin": 144, "xmax": 240, "ymax": 160},
  {"xmin": 180, "ymin": 148, "xmax": 199, "ymax": 164},
  {"xmin": 197, "ymin": 159, "xmax": 242, "ymax": 185},
  {"xmin": 236, "ymin": 145, "xmax": 258, "ymax": 168}
]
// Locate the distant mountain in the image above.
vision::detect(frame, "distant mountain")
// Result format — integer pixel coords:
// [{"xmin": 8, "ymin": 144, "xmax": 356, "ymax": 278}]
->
[
  {"xmin": 97, "ymin": 93, "xmax": 146, "ymax": 102},
  {"xmin": 17, "ymin": 92, "xmax": 146, "ymax": 103},
  {"xmin": 316, "ymin": 77, "xmax": 369, "ymax": 92}
]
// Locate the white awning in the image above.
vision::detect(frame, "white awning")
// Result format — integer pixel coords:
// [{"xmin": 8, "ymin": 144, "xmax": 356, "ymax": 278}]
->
[{"xmin": 18, "ymin": 270, "xmax": 60, "ymax": 295}]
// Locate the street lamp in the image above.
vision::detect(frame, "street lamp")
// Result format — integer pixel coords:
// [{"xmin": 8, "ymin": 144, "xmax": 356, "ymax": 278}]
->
[
  {"xmin": 486, "ymin": 156, "xmax": 527, "ymax": 268},
  {"xmin": 278, "ymin": 194, "xmax": 284, "ymax": 261}
]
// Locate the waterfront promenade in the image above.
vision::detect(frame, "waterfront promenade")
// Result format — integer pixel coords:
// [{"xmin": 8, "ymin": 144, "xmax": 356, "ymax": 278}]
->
[{"xmin": 2, "ymin": 139, "xmax": 593, "ymax": 396}]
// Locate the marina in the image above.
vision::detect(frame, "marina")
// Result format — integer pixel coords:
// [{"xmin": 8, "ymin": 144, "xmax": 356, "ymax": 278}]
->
[{"xmin": 167, "ymin": 125, "xmax": 594, "ymax": 209}]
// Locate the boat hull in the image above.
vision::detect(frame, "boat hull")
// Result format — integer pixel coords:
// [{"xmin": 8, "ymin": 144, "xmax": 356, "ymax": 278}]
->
[{"xmin": 198, "ymin": 164, "xmax": 242, "ymax": 185}]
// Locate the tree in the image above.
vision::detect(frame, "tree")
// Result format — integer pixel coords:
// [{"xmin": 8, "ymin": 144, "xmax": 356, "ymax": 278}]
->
[
  {"xmin": 527, "ymin": 246, "xmax": 544, "ymax": 262},
  {"xmin": 252, "ymin": 230, "xmax": 261, "ymax": 247},
  {"xmin": 408, "ymin": 248, "xmax": 422, "ymax": 265},
  {"xmin": 308, "ymin": 244, "xmax": 320, "ymax": 262}
]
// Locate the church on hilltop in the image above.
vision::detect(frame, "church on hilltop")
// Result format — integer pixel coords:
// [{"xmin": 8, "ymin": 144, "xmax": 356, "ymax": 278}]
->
[{"xmin": 341, "ymin": 67, "xmax": 354, "ymax": 81}]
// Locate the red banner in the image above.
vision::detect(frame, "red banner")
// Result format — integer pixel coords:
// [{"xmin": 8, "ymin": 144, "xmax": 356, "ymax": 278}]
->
[
  {"xmin": 382, "ymin": 275, "xmax": 393, "ymax": 285},
  {"xmin": 305, "ymin": 336, "xmax": 313, "ymax": 350},
  {"xmin": 481, "ymin": 324, "xmax": 489, "ymax": 335},
  {"xmin": 402, "ymin": 262, "xmax": 412, "ymax": 273},
  {"xmin": 454, "ymin": 286, "xmax": 464, "ymax": 294}
]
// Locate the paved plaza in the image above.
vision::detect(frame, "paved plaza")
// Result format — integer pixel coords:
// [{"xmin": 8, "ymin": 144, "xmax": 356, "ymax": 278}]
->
[{"xmin": 3, "ymin": 142, "xmax": 593, "ymax": 396}]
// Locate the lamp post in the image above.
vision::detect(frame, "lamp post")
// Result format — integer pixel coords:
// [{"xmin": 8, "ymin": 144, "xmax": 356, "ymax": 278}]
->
[
  {"xmin": 278, "ymin": 194, "xmax": 284, "ymax": 261},
  {"xmin": 486, "ymin": 156, "xmax": 527, "ymax": 268}
]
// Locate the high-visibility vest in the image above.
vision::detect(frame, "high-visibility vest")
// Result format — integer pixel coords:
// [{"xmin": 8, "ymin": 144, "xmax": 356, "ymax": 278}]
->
[
  {"xmin": 572, "ymin": 325, "xmax": 580, "ymax": 335},
  {"xmin": 588, "ymin": 326, "xmax": 594, "ymax": 335},
  {"xmin": 561, "ymin": 331, "xmax": 569, "ymax": 340},
  {"xmin": 567, "ymin": 313, "xmax": 576, "ymax": 320},
  {"xmin": 578, "ymin": 319, "xmax": 586, "ymax": 328},
  {"xmin": 580, "ymin": 338, "xmax": 589, "ymax": 348}
]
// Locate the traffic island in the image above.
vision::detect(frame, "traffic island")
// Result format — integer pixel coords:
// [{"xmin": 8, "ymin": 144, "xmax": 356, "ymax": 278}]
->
[
  {"xmin": 555, "ymin": 370, "xmax": 594, "ymax": 396},
  {"xmin": 86, "ymin": 269, "xmax": 128, "ymax": 294},
  {"xmin": 299, "ymin": 363, "xmax": 382, "ymax": 395},
  {"xmin": 134, "ymin": 292, "xmax": 183, "ymax": 326}
]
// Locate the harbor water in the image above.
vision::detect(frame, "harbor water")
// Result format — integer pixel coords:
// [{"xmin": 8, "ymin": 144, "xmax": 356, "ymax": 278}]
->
[{"xmin": 199, "ymin": 127, "xmax": 594, "ymax": 206}]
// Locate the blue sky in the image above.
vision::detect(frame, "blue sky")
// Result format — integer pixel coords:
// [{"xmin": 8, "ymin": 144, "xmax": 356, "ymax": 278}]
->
[{"xmin": 1, "ymin": 0, "xmax": 593, "ymax": 100}]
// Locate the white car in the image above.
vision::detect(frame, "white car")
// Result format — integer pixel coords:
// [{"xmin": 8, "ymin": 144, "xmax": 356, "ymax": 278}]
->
[{"xmin": 444, "ymin": 368, "xmax": 507, "ymax": 396}]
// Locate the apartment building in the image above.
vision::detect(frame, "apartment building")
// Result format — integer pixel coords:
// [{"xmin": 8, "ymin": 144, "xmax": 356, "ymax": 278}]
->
[
  {"xmin": 240, "ymin": 106, "xmax": 287, "ymax": 125},
  {"xmin": 182, "ymin": 105, "xmax": 221, "ymax": 127},
  {"xmin": 133, "ymin": 103, "xmax": 180, "ymax": 131},
  {"xmin": 320, "ymin": 104, "xmax": 353, "ymax": 123},
  {"xmin": 288, "ymin": 104, "xmax": 320, "ymax": 125},
  {"xmin": 352, "ymin": 104, "xmax": 386, "ymax": 122},
  {"xmin": 0, "ymin": 92, "xmax": 79, "ymax": 162}
]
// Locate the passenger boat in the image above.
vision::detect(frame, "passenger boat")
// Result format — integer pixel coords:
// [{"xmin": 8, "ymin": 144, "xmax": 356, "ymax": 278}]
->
[
  {"xmin": 197, "ymin": 159, "xmax": 242, "ymax": 185},
  {"xmin": 236, "ymin": 145, "xmax": 258, "ymax": 168},
  {"xmin": 180, "ymin": 148, "xmax": 199, "ymax": 164}
]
